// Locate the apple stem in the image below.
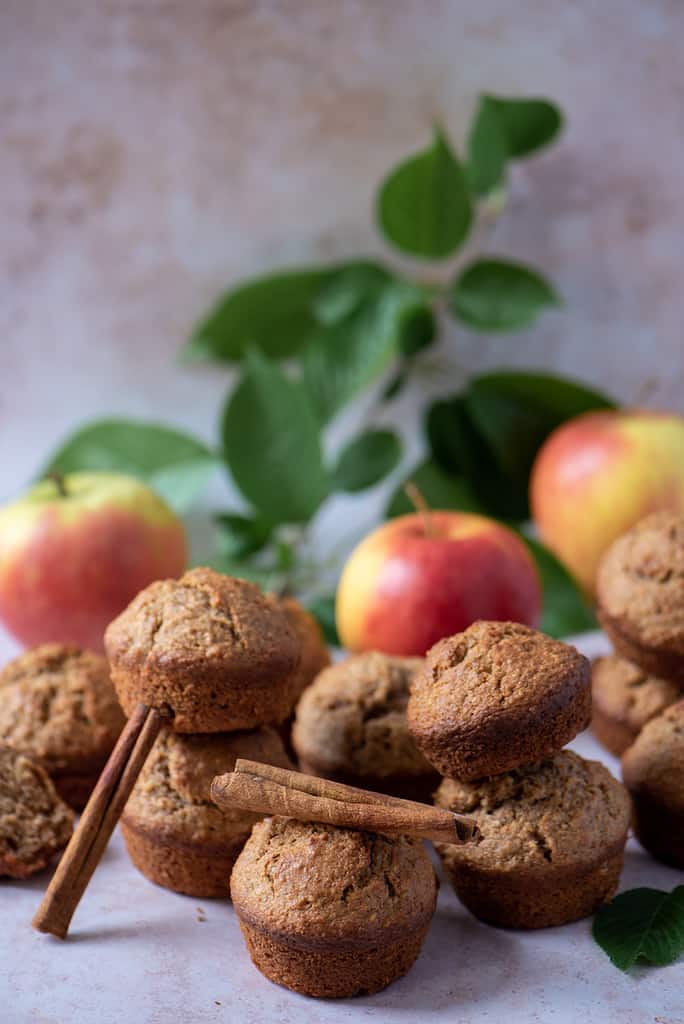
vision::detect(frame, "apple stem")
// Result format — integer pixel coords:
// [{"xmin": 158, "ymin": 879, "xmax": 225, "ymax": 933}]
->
[
  {"xmin": 47, "ymin": 472, "xmax": 68, "ymax": 498},
  {"xmin": 403, "ymin": 482, "xmax": 436, "ymax": 538}
]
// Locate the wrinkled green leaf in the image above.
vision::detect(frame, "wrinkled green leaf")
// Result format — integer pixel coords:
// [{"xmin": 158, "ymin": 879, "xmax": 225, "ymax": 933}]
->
[
  {"xmin": 468, "ymin": 95, "xmax": 509, "ymax": 196},
  {"xmin": 312, "ymin": 262, "xmax": 391, "ymax": 326},
  {"xmin": 377, "ymin": 128, "xmax": 473, "ymax": 259},
  {"xmin": 522, "ymin": 536, "xmax": 596, "ymax": 637},
  {"xmin": 386, "ymin": 459, "xmax": 483, "ymax": 518},
  {"xmin": 487, "ymin": 94, "xmax": 563, "ymax": 158},
  {"xmin": 593, "ymin": 886, "xmax": 684, "ymax": 972},
  {"xmin": 449, "ymin": 258, "xmax": 560, "ymax": 332},
  {"xmin": 222, "ymin": 350, "xmax": 329, "ymax": 524},
  {"xmin": 332, "ymin": 429, "xmax": 402, "ymax": 493},
  {"xmin": 43, "ymin": 419, "xmax": 217, "ymax": 513},
  {"xmin": 306, "ymin": 594, "xmax": 340, "ymax": 647},
  {"xmin": 214, "ymin": 513, "xmax": 272, "ymax": 560}
]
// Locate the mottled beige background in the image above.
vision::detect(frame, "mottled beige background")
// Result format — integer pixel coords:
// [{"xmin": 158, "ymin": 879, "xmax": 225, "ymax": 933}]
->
[{"xmin": 1, "ymin": 0, "xmax": 683, "ymax": 519}]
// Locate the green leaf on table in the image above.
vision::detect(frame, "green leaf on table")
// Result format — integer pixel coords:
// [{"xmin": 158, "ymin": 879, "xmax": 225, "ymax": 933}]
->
[
  {"xmin": 332, "ymin": 429, "xmax": 402, "ymax": 493},
  {"xmin": 449, "ymin": 258, "xmax": 560, "ymax": 332},
  {"xmin": 306, "ymin": 593, "xmax": 340, "ymax": 647},
  {"xmin": 467, "ymin": 95, "xmax": 509, "ymax": 196},
  {"xmin": 398, "ymin": 305, "xmax": 437, "ymax": 357},
  {"xmin": 183, "ymin": 268, "xmax": 333, "ymax": 363},
  {"xmin": 487, "ymin": 94, "xmax": 563, "ymax": 159},
  {"xmin": 376, "ymin": 128, "xmax": 473, "ymax": 259},
  {"xmin": 386, "ymin": 459, "xmax": 483, "ymax": 518},
  {"xmin": 214, "ymin": 513, "xmax": 272, "ymax": 560},
  {"xmin": 522, "ymin": 536, "xmax": 596, "ymax": 637},
  {"xmin": 593, "ymin": 886, "xmax": 684, "ymax": 972},
  {"xmin": 312, "ymin": 261, "xmax": 391, "ymax": 326},
  {"xmin": 42, "ymin": 418, "xmax": 217, "ymax": 513},
  {"xmin": 303, "ymin": 280, "xmax": 429, "ymax": 422},
  {"xmin": 221, "ymin": 349, "xmax": 329, "ymax": 525}
]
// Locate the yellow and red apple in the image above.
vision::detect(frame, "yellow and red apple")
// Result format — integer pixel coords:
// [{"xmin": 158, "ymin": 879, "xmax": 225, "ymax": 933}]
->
[
  {"xmin": 0, "ymin": 472, "xmax": 187, "ymax": 652},
  {"xmin": 336, "ymin": 511, "xmax": 540, "ymax": 656},
  {"xmin": 530, "ymin": 410, "xmax": 684, "ymax": 594}
]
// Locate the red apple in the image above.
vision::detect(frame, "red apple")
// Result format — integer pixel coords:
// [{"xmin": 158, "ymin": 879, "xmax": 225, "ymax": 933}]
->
[
  {"xmin": 0, "ymin": 472, "xmax": 187, "ymax": 652},
  {"xmin": 530, "ymin": 409, "xmax": 684, "ymax": 594},
  {"xmin": 336, "ymin": 511, "xmax": 541, "ymax": 656}
]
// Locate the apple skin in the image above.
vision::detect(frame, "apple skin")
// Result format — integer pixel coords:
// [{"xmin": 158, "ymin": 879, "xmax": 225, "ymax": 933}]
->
[
  {"xmin": 336, "ymin": 511, "xmax": 541, "ymax": 657},
  {"xmin": 0, "ymin": 472, "xmax": 187, "ymax": 652},
  {"xmin": 530, "ymin": 410, "xmax": 684, "ymax": 595}
]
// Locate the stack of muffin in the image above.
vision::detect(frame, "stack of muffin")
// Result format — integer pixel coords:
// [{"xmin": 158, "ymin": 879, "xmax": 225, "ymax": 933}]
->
[
  {"xmin": 406, "ymin": 620, "xmax": 631, "ymax": 929},
  {"xmin": 102, "ymin": 567, "xmax": 330, "ymax": 899},
  {"xmin": 595, "ymin": 511, "xmax": 684, "ymax": 869}
]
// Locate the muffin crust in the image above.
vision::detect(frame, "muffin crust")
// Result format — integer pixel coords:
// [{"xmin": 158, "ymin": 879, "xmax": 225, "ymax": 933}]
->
[{"xmin": 591, "ymin": 654, "xmax": 681, "ymax": 756}]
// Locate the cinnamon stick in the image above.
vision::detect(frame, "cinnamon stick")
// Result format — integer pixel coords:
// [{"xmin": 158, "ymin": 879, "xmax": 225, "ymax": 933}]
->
[
  {"xmin": 211, "ymin": 759, "xmax": 479, "ymax": 845},
  {"xmin": 33, "ymin": 703, "xmax": 165, "ymax": 938}
]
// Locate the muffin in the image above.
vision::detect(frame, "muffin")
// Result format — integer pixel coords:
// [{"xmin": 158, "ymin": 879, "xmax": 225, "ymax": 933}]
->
[
  {"xmin": 0, "ymin": 644, "xmax": 125, "ymax": 809},
  {"xmin": 121, "ymin": 726, "xmax": 292, "ymax": 898},
  {"xmin": 230, "ymin": 817, "xmax": 438, "ymax": 997},
  {"xmin": 434, "ymin": 751, "xmax": 630, "ymax": 929},
  {"xmin": 0, "ymin": 745, "xmax": 74, "ymax": 879},
  {"xmin": 622, "ymin": 699, "xmax": 684, "ymax": 868},
  {"xmin": 105, "ymin": 568, "xmax": 301, "ymax": 732},
  {"xmin": 597, "ymin": 512, "xmax": 684, "ymax": 684},
  {"xmin": 591, "ymin": 654, "xmax": 681, "ymax": 756},
  {"xmin": 407, "ymin": 621, "xmax": 591, "ymax": 780},
  {"xmin": 292, "ymin": 652, "xmax": 439, "ymax": 802},
  {"xmin": 276, "ymin": 596, "xmax": 330, "ymax": 702}
]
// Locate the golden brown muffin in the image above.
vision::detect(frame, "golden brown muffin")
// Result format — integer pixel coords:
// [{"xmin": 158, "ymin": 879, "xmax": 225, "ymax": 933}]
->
[
  {"xmin": 230, "ymin": 817, "xmax": 437, "ymax": 997},
  {"xmin": 591, "ymin": 654, "xmax": 681, "ymax": 756},
  {"xmin": 0, "ymin": 644, "xmax": 125, "ymax": 810},
  {"xmin": 434, "ymin": 751, "xmax": 630, "ymax": 929},
  {"xmin": 622, "ymin": 699, "xmax": 684, "ymax": 868},
  {"xmin": 105, "ymin": 568, "xmax": 301, "ymax": 732},
  {"xmin": 292, "ymin": 652, "xmax": 439, "ymax": 802},
  {"xmin": 407, "ymin": 621, "xmax": 591, "ymax": 780},
  {"xmin": 121, "ymin": 726, "xmax": 291, "ymax": 898},
  {"xmin": 597, "ymin": 512, "xmax": 684, "ymax": 684},
  {"xmin": 0, "ymin": 745, "xmax": 74, "ymax": 879}
]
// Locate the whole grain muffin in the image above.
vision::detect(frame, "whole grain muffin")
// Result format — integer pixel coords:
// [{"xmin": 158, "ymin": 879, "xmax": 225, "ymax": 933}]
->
[
  {"xmin": 407, "ymin": 621, "xmax": 591, "ymax": 780},
  {"xmin": 230, "ymin": 816, "xmax": 437, "ymax": 997},
  {"xmin": 292, "ymin": 652, "xmax": 439, "ymax": 802},
  {"xmin": 121, "ymin": 725, "xmax": 292, "ymax": 898},
  {"xmin": 0, "ymin": 644, "xmax": 125, "ymax": 809},
  {"xmin": 105, "ymin": 568, "xmax": 301, "ymax": 732},
  {"xmin": 622, "ymin": 699, "xmax": 684, "ymax": 868},
  {"xmin": 434, "ymin": 751, "xmax": 630, "ymax": 928},
  {"xmin": 591, "ymin": 654, "xmax": 681, "ymax": 756},
  {"xmin": 597, "ymin": 512, "xmax": 684, "ymax": 684},
  {"xmin": 0, "ymin": 745, "xmax": 74, "ymax": 879}
]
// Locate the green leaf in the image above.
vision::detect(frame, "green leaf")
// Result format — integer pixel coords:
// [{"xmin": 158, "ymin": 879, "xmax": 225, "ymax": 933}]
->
[
  {"xmin": 221, "ymin": 350, "xmax": 329, "ymax": 525},
  {"xmin": 449, "ymin": 258, "xmax": 560, "ymax": 332},
  {"xmin": 468, "ymin": 95, "xmax": 509, "ymax": 196},
  {"xmin": 522, "ymin": 537, "xmax": 596, "ymax": 637},
  {"xmin": 306, "ymin": 594, "xmax": 340, "ymax": 647},
  {"xmin": 183, "ymin": 268, "xmax": 332, "ymax": 363},
  {"xmin": 398, "ymin": 306, "xmax": 437, "ymax": 357},
  {"xmin": 593, "ymin": 886, "xmax": 684, "ymax": 972},
  {"xmin": 312, "ymin": 262, "xmax": 391, "ymax": 326},
  {"xmin": 303, "ymin": 280, "xmax": 429, "ymax": 422},
  {"xmin": 377, "ymin": 128, "xmax": 473, "ymax": 259},
  {"xmin": 43, "ymin": 418, "xmax": 217, "ymax": 513},
  {"xmin": 214, "ymin": 513, "xmax": 272, "ymax": 560},
  {"xmin": 386, "ymin": 459, "xmax": 483, "ymax": 518},
  {"xmin": 487, "ymin": 94, "xmax": 563, "ymax": 158},
  {"xmin": 332, "ymin": 429, "xmax": 402, "ymax": 493}
]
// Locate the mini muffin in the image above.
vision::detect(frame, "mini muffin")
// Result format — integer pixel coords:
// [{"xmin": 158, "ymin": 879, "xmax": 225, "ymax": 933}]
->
[
  {"xmin": 276, "ymin": 596, "xmax": 330, "ymax": 702},
  {"xmin": 121, "ymin": 726, "xmax": 292, "ymax": 898},
  {"xmin": 0, "ymin": 644, "xmax": 125, "ymax": 809},
  {"xmin": 292, "ymin": 652, "xmax": 439, "ymax": 802},
  {"xmin": 591, "ymin": 654, "xmax": 681, "ymax": 756},
  {"xmin": 230, "ymin": 816, "xmax": 437, "ymax": 997},
  {"xmin": 0, "ymin": 745, "xmax": 74, "ymax": 878},
  {"xmin": 105, "ymin": 568, "xmax": 301, "ymax": 732},
  {"xmin": 622, "ymin": 699, "xmax": 684, "ymax": 868},
  {"xmin": 434, "ymin": 751, "xmax": 630, "ymax": 929},
  {"xmin": 407, "ymin": 621, "xmax": 591, "ymax": 781},
  {"xmin": 597, "ymin": 512, "xmax": 684, "ymax": 684}
]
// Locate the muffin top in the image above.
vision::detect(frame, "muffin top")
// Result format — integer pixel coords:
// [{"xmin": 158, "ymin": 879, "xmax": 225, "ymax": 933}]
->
[
  {"xmin": 0, "ymin": 745, "xmax": 74, "ymax": 878},
  {"xmin": 592, "ymin": 654, "xmax": 680, "ymax": 732},
  {"xmin": 105, "ymin": 567, "xmax": 300, "ymax": 692},
  {"xmin": 622, "ymin": 699, "xmax": 684, "ymax": 812},
  {"xmin": 276, "ymin": 596, "xmax": 330, "ymax": 699},
  {"xmin": 435, "ymin": 751, "xmax": 630, "ymax": 873},
  {"xmin": 0, "ymin": 644, "xmax": 125, "ymax": 774},
  {"xmin": 122, "ymin": 726, "xmax": 291, "ymax": 842},
  {"xmin": 596, "ymin": 512, "xmax": 684, "ymax": 654},
  {"xmin": 230, "ymin": 816, "xmax": 437, "ymax": 949},
  {"xmin": 292, "ymin": 652, "xmax": 432, "ymax": 780}
]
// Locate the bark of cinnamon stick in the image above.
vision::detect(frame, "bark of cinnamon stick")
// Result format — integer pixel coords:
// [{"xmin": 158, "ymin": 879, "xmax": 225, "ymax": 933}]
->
[
  {"xmin": 33, "ymin": 703, "xmax": 165, "ymax": 939},
  {"xmin": 211, "ymin": 759, "xmax": 479, "ymax": 845}
]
